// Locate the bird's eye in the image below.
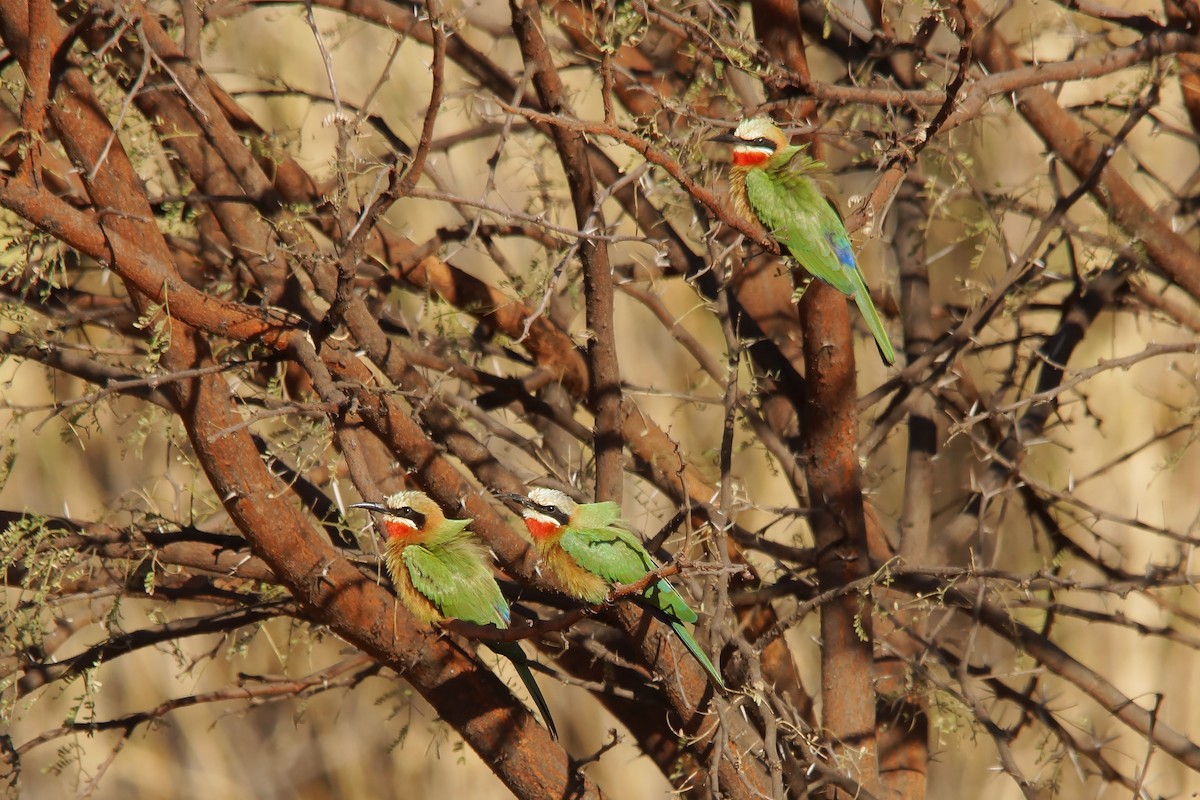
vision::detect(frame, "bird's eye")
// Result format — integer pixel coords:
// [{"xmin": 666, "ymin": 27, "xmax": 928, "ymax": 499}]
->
[{"xmin": 536, "ymin": 503, "xmax": 556, "ymax": 514}]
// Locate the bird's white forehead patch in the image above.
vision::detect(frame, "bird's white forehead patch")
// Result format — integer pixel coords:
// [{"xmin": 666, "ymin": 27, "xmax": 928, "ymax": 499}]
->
[
  {"xmin": 386, "ymin": 490, "xmax": 424, "ymax": 508},
  {"xmin": 733, "ymin": 116, "xmax": 775, "ymax": 141},
  {"xmin": 527, "ymin": 487, "xmax": 572, "ymax": 510}
]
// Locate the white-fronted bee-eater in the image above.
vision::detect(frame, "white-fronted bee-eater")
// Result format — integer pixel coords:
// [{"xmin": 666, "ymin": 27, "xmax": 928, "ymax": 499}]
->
[
  {"xmin": 711, "ymin": 116, "xmax": 896, "ymax": 365},
  {"xmin": 351, "ymin": 490, "xmax": 558, "ymax": 739},
  {"xmin": 502, "ymin": 488, "xmax": 725, "ymax": 690}
]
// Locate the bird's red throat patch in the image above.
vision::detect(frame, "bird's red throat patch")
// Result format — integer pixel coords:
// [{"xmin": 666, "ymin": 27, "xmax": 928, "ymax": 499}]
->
[
  {"xmin": 522, "ymin": 517, "xmax": 561, "ymax": 541},
  {"xmin": 732, "ymin": 149, "xmax": 770, "ymax": 167},
  {"xmin": 384, "ymin": 519, "xmax": 417, "ymax": 541}
]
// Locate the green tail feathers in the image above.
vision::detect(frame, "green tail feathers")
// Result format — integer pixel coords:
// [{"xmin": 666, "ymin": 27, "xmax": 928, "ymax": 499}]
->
[
  {"xmin": 489, "ymin": 642, "xmax": 558, "ymax": 740},
  {"xmin": 643, "ymin": 583, "xmax": 724, "ymax": 689},
  {"xmin": 645, "ymin": 579, "xmax": 697, "ymax": 624},
  {"xmin": 853, "ymin": 288, "xmax": 896, "ymax": 366},
  {"xmin": 667, "ymin": 618, "xmax": 726, "ymax": 690}
]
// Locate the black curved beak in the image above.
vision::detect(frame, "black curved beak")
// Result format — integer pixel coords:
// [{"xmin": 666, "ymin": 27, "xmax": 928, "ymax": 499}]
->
[
  {"xmin": 349, "ymin": 501, "xmax": 389, "ymax": 514},
  {"xmin": 709, "ymin": 132, "xmax": 741, "ymax": 144},
  {"xmin": 494, "ymin": 493, "xmax": 529, "ymax": 507}
]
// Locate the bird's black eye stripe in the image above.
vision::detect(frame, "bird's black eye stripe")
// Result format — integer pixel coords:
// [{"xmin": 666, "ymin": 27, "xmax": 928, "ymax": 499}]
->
[
  {"xmin": 396, "ymin": 506, "xmax": 426, "ymax": 528},
  {"xmin": 750, "ymin": 137, "xmax": 776, "ymax": 148},
  {"xmin": 534, "ymin": 502, "xmax": 570, "ymax": 524}
]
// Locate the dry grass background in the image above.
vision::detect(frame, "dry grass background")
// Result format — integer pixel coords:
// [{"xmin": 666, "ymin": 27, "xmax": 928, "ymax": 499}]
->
[{"xmin": 3, "ymin": 1, "xmax": 1200, "ymax": 797}]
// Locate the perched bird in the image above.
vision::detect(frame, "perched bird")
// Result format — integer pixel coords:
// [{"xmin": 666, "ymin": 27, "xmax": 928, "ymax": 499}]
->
[
  {"xmin": 502, "ymin": 488, "xmax": 725, "ymax": 690},
  {"xmin": 351, "ymin": 491, "xmax": 558, "ymax": 739},
  {"xmin": 711, "ymin": 116, "xmax": 896, "ymax": 365}
]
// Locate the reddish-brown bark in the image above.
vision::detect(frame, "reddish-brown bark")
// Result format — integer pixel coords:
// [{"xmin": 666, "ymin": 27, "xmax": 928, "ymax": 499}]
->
[
  {"xmin": 962, "ymin": 0, "xmax": 1200, "ymax": 304},
  {"xmin": 0, "ymin": 4, "xmax": 595, "ymax": 796},
  {"xmin": 509, "ymin": 0, "xmax": 624, "ymax": 502},
  {"xmin": 5, "ymin": 2, "xmax": 1200, "ymax": 798},
  {"xmin": 749, "ymin": 1, "xmax": 882, "ymax": 796}
]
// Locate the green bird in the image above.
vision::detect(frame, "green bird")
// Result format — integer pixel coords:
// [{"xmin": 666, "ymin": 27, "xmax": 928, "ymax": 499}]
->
[
  {"xmin": 711, "ymin": 116, "xmax": 896, "ymax": 365},
  {"xmin": 351, "ymin": 490, "xmax": 558, "ymax": 739},
  {"xmin": 503, "ymin": 488, "xmax": 726, "ymax": 690}
]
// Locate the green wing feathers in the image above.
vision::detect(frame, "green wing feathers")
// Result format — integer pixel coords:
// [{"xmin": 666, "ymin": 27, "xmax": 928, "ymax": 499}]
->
[
  {"xmin": 560, "ymin": 523, "xmax": 724, "ymax": 689},
  {"xmin": 403, "ymin": 538, "xmax": 509, "ymax": 627},
  {"xmin": 559, "ymin": 527, "xmax": 700, "ymax": 623},
  {"xmin": 744, "ymin": 168, "xmax": 858, "ymax": 295},
  {"xmin": 404, "ymin": 533, "xmax": 559, "ymax": 739},
  {"xmin": 743, "ymin": 156, "xmax": 896, "ymax": 365},
  {"xmin": 559, "ymin": 525, "xmax": 658, "ymax": 587}
]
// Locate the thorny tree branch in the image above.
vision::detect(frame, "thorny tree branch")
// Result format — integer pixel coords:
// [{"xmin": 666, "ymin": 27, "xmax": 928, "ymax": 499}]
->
[{"xmin": 2, "ymin": 1, "xmax": 1200, "ymax": 799}]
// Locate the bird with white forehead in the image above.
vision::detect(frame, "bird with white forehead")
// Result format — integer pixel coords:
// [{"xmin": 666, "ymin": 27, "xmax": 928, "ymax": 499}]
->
[
  {"xmin": 711, "ymin": 116, "xmax": 895, "ymax": 365},
  {"xmin": 501, "ymin": 487, "xmax": 725, "ymax": 690},
  {"xmin": 351, "ymin": 490, "xmax": 558, "ymax": 739}
]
